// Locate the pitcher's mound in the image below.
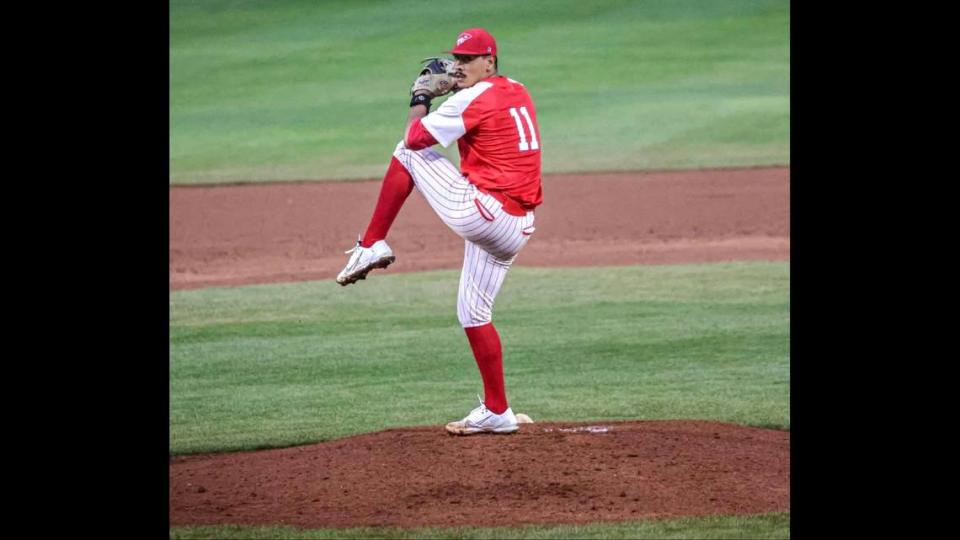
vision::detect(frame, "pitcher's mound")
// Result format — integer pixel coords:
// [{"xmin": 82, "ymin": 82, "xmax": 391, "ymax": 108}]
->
[{"xmin": 170, "ymin": 420, "xmax": 789, "ymax": 529}]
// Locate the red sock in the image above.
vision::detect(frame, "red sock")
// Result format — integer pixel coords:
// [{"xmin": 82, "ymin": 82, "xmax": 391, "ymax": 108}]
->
[
  {"xmin": 360, "ymin": 157, "xmax": 414, "ymax": 248},
  {"xmin": 464, "ymin": 323, "xmax": 508, "ymax": 414}
]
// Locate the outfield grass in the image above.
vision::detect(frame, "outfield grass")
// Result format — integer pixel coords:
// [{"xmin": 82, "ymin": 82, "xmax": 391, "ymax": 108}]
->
[
  {"xmin": 170, "ymin": 512, "xmax": 789, "ymax": 539},
  {"xmin": 170, "ymin": 262, "xmax": 789, "ymax": 456},
  {"xmin": 170, "ymin": 0, "xmax": 789, "ymax": 184}
]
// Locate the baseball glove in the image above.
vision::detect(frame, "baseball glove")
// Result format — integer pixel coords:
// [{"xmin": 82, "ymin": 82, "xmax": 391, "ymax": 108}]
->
[{"xmin": 411, "ymin": 57, "xmax": 456, "ymax": 97}]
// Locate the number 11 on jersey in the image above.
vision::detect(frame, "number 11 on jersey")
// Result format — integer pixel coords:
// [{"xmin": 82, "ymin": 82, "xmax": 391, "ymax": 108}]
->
[{"xmin": 508, "ymin": 106, "xmax": 539, "ymax": 151}]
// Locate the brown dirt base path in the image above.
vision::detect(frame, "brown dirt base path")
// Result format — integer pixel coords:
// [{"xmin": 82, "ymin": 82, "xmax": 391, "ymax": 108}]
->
[
  {"xmin": 170, "ymin": 167, "xmax": 789, "ymax": 290},
  {"xmin": 170, "ymin": 420, "xmax": 789, "ymax": 529}
]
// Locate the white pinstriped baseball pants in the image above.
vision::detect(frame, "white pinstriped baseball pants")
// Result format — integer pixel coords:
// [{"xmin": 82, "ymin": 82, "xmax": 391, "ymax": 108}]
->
[{"xmin": 392, "ymin": 141, "xmax": 536, "ymax": 328}]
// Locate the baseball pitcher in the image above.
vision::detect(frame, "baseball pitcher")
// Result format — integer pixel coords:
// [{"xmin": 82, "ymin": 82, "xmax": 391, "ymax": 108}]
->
[{"xmin": 336, "ymin": 28, "xmax": 542, "ymax": 435}]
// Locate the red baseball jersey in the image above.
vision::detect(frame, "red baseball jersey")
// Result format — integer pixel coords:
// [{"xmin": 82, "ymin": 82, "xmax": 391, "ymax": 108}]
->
[{"xmin": 420, "ymin": 76, "xmax": 543, "ymax": 209}]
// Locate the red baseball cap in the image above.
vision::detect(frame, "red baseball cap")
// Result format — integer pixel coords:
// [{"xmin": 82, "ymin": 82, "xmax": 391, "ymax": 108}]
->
[{"xmin": 446, "ymin": 28, "xmax": 497, "ymax": 56}]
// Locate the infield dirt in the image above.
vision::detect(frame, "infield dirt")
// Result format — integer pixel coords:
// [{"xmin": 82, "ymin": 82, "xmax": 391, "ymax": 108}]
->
[
  {"xmin": 170, "ymin": 167, "xmax": 789, "ymax": 290},
  {"xmin": 169, "ymin": 167, "xmax": 790, "ymax": 528}
]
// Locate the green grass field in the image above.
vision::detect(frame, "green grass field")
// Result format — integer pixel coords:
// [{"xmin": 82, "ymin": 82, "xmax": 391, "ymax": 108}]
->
[
  {"xmin": 170, "ymin": 263, "xmax": 789, "ymax": 455},
  {"xmin": 171, "ymin": 512, "xmax": 790, "ymax": 539},
  {"xmin": 170, "ymin": 0, "xmax": 789, "ymax": 184}
]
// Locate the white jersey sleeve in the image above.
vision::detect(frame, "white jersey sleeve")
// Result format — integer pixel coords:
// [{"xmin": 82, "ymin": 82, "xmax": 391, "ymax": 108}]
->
[{"xmin": 420, "ymin": 81, "xmax": 494, "ymax": 148}]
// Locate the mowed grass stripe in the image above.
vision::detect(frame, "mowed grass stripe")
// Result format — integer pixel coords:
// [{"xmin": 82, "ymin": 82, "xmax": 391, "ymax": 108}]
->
[
  {"xmin": 170, "ymin": 262, "xmax": 788, "ymax": 455},
  {"xmin": 170, "ymin": 512, "xmax": 790, "ymax": 539}
]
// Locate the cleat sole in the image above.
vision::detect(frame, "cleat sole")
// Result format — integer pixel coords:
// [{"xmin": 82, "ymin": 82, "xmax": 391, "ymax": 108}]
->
[
  {"xmin": 444, "ymin": 422, "xmax": 519, "ymax": 436},
  {"xmin": 337, "ymin": 256, "xmax": 395, "ymax": 286}
]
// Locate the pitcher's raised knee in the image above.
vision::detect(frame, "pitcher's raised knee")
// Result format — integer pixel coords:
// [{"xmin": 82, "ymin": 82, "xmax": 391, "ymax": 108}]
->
[{"xmin": 394, "ymin": 140, "xmax": 444, "ymax": 163}]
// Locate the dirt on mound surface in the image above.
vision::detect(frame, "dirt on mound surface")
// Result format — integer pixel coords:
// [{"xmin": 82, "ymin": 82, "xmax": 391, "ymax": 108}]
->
[
  {"xmin": 169, "ymin": 420, "xmax": 789, "ymax": 529},
  {"xmin": 170, "ymin": 167, "xmax": 789, "ymax": 290}
]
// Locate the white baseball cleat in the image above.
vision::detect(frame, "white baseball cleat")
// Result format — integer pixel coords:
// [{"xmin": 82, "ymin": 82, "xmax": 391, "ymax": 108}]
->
[
  {"xmin": 445, "ymin": 396, "xmax": 519, "ymax": 435},
  {"xmin": 336, "ymin": 238, "xmax": 395, "ymax": 286}
]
